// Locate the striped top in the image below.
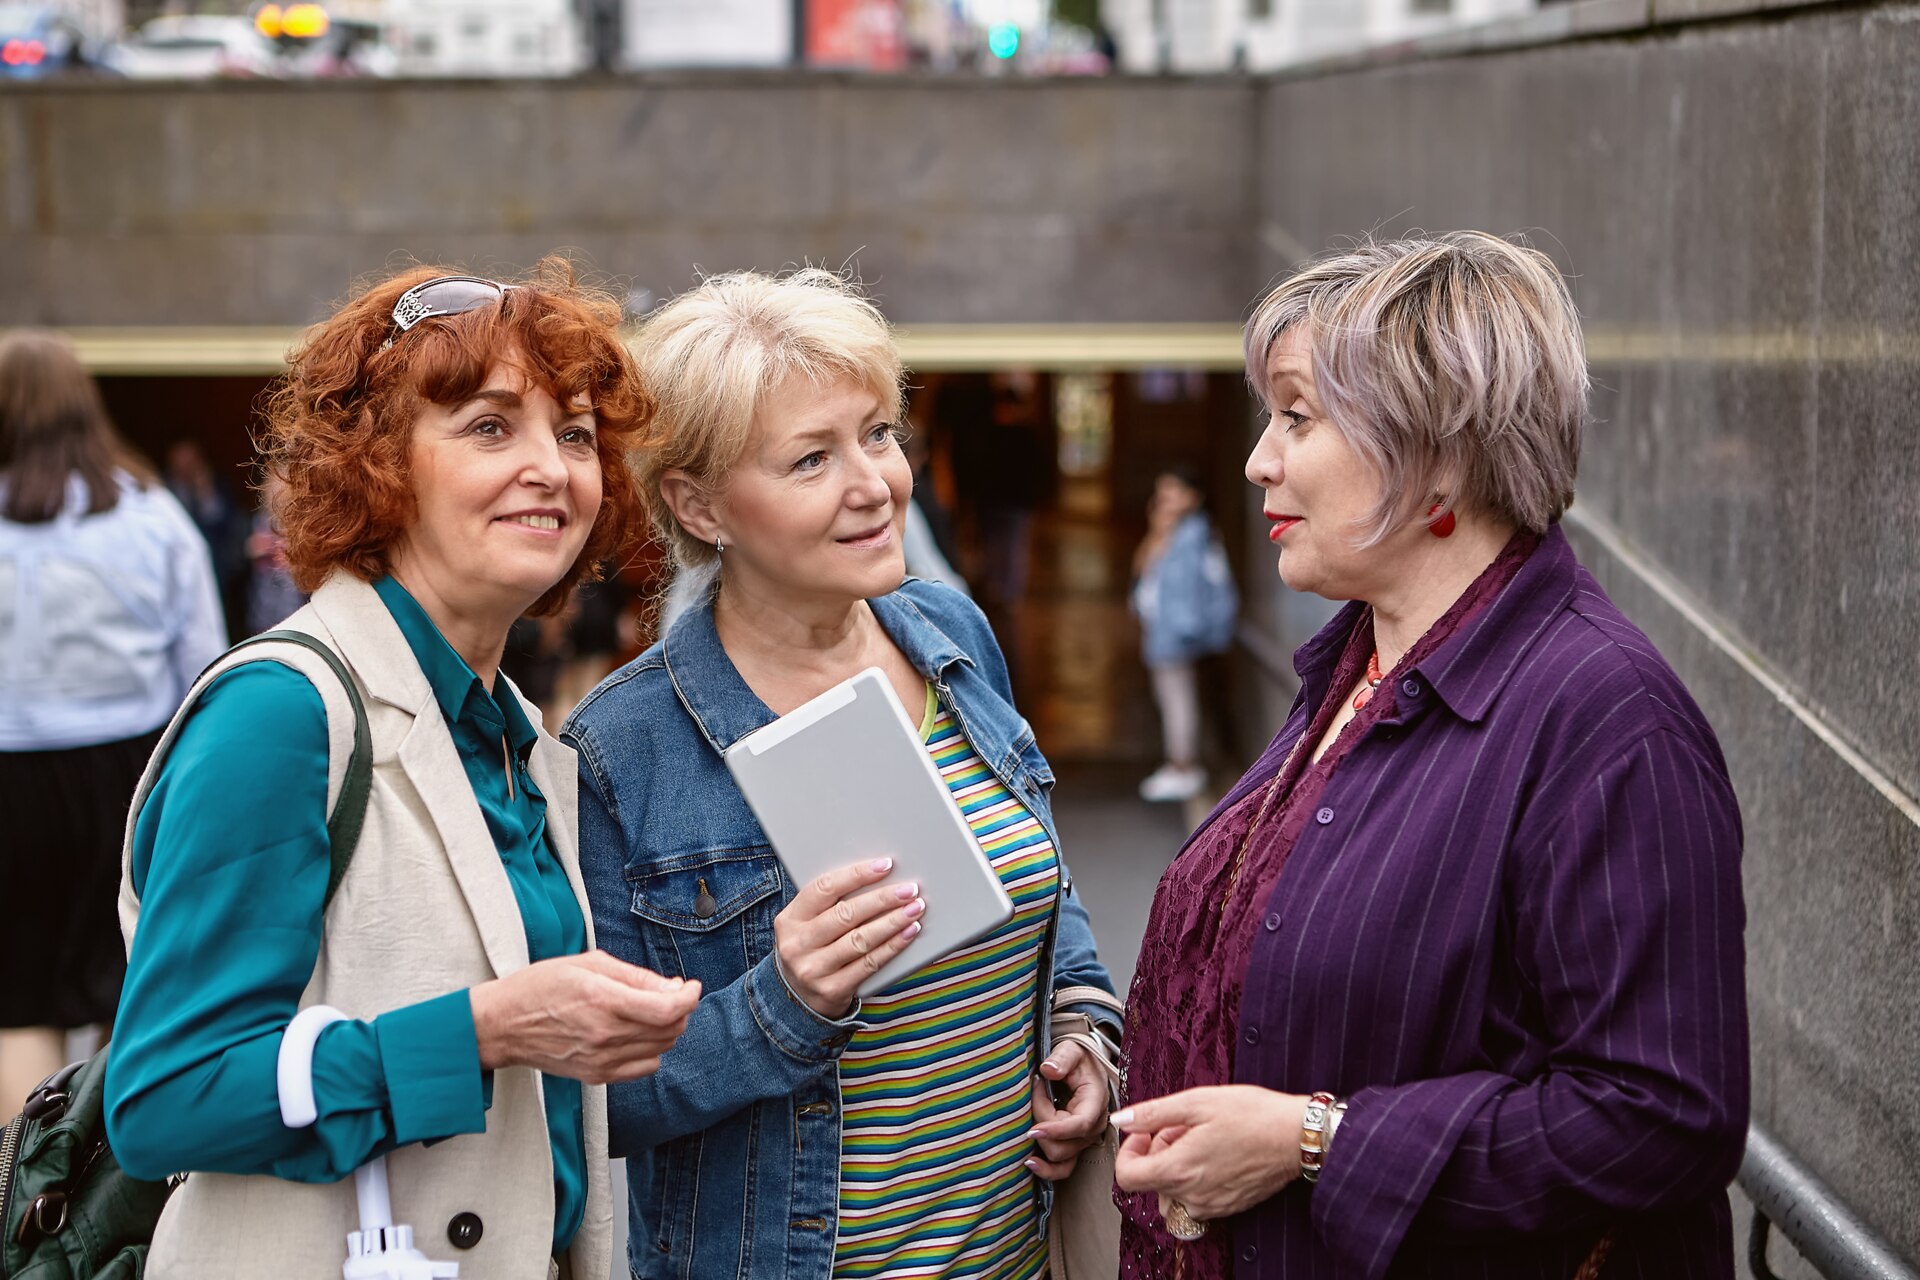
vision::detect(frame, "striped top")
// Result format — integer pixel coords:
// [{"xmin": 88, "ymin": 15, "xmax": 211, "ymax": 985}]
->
[{"xmin": 832, "ymin": 686, "xmax": 1059, "ymax": 1280}]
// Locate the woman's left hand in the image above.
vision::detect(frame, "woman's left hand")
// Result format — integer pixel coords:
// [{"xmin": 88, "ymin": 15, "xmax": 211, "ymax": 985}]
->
[
  {"xmin": 1025, "ymin": 1038, "xmax": 1111, "ymax": 1180},
  {"xmin": 1112, "ymin": 1085, "xmax": 1306, "ymax": 1222}
]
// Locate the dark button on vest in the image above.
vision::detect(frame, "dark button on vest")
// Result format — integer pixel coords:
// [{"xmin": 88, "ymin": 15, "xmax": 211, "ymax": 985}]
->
[{"xmin": 447, "ymin": 1211, "xmax": 484, "ymax": 1249}]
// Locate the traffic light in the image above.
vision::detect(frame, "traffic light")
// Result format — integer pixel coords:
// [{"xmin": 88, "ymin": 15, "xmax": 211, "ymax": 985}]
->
[{"xmin": 987, "ymin": 22, "xmax": 1019, "ymax": 59}]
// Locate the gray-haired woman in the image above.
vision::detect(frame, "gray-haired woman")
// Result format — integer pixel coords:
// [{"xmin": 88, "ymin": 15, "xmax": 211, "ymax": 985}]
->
[{"xmin": 1114, "ymin": 232, "xmax": 1748, "ymax": 1279}]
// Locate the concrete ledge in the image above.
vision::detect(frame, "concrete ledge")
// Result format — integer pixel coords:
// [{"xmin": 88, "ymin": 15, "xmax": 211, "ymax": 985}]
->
[
  {"xmin": 11, "ymin": 323, "xmax": 1252, "ymax": 376},
  {"xmin": 31, "ymin": 322, "xmax": 1920, "ymax": 376}
]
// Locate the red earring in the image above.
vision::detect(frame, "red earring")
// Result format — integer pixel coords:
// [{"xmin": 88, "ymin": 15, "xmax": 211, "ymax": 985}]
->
[{"xmin": 1426, "ymin": 503, "xmax": 1456, "ymax": 538}]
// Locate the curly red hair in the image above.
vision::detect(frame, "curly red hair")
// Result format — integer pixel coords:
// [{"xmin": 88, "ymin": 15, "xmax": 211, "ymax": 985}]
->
[{"xmin": 259, "ymin": 257, "xmax": 650, "ymax": 617}]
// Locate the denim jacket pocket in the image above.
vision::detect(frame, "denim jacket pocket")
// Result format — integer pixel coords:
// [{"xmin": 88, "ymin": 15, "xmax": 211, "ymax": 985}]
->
[{"xmin": 628, "ymin": 848, "xmax": 786, "ymax": 989}]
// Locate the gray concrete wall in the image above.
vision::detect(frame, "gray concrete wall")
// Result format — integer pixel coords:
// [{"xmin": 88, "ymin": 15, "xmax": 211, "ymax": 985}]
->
[
  {"xmin": 1251, "ymin": 5, "xmax": 1920, "ymax": 1269},
  {"xmin": 0, "ymin": 75, "xmax": 1255, "ymax": 326}
]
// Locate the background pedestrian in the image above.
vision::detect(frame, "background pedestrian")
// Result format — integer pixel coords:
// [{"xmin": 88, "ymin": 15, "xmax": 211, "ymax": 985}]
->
[
  {"xmin": 0, "ymin": 331, "xmax": 225, "ymax": 1115},
  {"xmin": 1131, "ymin": 462, "xmax": 1237, "ymax": 802}
]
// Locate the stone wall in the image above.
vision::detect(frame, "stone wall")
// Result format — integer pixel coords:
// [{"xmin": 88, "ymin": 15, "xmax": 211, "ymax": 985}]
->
[
  {"xmin": 1250, "ymin": 6, "xmax": 1920, "ymax": 1268},
  {"xmin": 0, "ymin": 74, "xmax": 1255, "ymax": 326}
]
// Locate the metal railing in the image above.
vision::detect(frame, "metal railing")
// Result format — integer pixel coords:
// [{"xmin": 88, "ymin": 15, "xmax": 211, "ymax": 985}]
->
[{"xmin": 1741, "ymin": 1123, "xmax": 1918, "ymax": 1280}]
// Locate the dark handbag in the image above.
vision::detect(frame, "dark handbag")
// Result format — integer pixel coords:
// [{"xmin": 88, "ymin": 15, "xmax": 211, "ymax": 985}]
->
[{"xmin": 0, "ymin": 631, "xmax": 371, "ymax": 1280}]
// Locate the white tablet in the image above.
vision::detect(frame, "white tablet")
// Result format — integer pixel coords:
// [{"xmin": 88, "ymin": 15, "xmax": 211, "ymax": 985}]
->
[{"xmin": 724, "ymin": 667, "xmax": 1015, "ymax": 996}]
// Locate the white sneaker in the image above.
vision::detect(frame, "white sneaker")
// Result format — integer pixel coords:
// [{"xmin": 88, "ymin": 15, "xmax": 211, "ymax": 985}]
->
[{"xmin": 1139, "ymin": 764, "xmax": 1206, "ymax": 803}]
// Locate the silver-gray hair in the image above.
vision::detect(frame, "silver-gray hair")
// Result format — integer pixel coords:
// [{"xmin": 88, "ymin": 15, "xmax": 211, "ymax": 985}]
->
[{"xmin": 1244, "ymin": 231, "xmax": 1587, "ymax": 542}]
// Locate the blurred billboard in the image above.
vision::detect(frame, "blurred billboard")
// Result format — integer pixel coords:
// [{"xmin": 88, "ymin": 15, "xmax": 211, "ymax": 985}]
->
[
  {"xmin": 806, "ymin": 0, "xmax": 905, "ymax": 69},
  {"xmin": 622, "ymin": 0, "xmax": 793, "ymax": 68}
]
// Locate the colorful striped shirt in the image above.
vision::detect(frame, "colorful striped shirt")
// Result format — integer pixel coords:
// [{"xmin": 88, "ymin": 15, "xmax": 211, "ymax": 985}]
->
[{"xmin": 832, "ymin": 686, "xmax": 1060, "ymax": 1280}]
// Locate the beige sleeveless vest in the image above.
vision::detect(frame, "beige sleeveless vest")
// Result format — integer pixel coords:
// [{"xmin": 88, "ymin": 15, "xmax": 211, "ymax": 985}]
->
[{"xmin": 118, "ymin": 572, "xmax": 611, "ymax": 1280}]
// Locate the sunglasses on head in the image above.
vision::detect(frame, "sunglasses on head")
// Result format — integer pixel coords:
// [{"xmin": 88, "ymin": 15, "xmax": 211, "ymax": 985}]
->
[{"xmin": 388, "ymin": 275, "xmax": 516, "ymax": 337}]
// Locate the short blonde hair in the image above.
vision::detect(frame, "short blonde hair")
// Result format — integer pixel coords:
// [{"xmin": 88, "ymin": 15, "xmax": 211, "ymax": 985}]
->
[
  {"xmin": 1244, "ymin": 231, "xmax": 1587, "ymax": 542},
  {"xmin": 631, "ymin": 268, "xmax": 905, "ymax": 569}
]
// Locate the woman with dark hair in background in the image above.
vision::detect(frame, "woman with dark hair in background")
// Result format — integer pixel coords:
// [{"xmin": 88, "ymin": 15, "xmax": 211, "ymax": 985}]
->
[{"xmin": 0, "ymin": 331, "xmax": 226, "ymax": 1115}]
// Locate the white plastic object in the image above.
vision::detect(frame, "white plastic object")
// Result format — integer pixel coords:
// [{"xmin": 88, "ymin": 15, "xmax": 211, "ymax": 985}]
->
[{"xmin": 277, "ymin": 1004, "xmax": 461, "ymax": 1280}]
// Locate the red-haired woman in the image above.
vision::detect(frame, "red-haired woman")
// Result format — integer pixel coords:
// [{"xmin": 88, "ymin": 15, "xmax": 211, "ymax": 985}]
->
[
  {"xmin": 102, "ymin": 261, "xmax": 699, "ymax": 1280},
  {"xmin": 0, "ymin": 332, "xmax": 226, "ymax": 1115}
]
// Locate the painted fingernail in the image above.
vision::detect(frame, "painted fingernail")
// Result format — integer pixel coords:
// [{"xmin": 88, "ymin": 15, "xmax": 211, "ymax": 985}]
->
[
  {"xmin": 1042, "ymin": 1059, "xmax": 1060, "ymax": 1072},
  {"xmin": 1023, "ymin": 1159, "xmax": 1041, "ymax": 1172},
  {"xmin": 900, "ymin": 921, "xmax": 922, "ymax": 939},
  {"xmin": 869, "ymin": 857, "xmax": 893, "ymax": 873},
  {"xmin": 904, "ymin": 898, "xmax": 926, "ymax": 919},
  {"xmin": 1111, "ymin": 1108, "xmax": 1135, "ymax": 1127},
  {"xmin": 1026, "ymin": 1127, "xmax": 1047, "ymax": 1140},
  {"xmin": 895, "ymin": 881, "xmax": 919, "ymax": 899}
]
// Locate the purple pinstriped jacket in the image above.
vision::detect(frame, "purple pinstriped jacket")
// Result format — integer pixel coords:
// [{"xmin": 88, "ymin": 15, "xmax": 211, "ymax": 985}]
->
[{"xmin": 1214, "ymin": 525, "xmax": 1749, "ymax": 1279}]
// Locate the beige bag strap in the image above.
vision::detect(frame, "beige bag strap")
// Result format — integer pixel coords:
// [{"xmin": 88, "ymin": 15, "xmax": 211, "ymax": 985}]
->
[
  {"xmin": 1051, "ymin": 985, "xmax": 1125, "ymax": 1019},
  {"xmin": 1048, "ymin": 985, "xmax": 1125, "ymax": 1102}
]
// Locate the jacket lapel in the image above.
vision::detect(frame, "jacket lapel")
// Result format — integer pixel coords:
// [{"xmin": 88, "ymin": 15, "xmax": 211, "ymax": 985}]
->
[{"xmin": 396, "ymin": 709, "xmax": 531, "ymax": 976}]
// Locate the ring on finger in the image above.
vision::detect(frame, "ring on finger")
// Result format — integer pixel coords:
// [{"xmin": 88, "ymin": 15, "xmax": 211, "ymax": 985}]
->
[{"xmin": 1164, "ymin": 1200, "xmax": 1207, "ymax": 1241}]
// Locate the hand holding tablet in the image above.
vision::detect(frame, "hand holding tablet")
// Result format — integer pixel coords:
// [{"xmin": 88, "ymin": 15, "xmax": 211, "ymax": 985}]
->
[
  {"xmin": 726, "ymin": 668, "xmax": 1017, "ymax": 1005},
  {"xmin": 770, "ymin": 856, "xmax": 925, "ymax": 1018}
]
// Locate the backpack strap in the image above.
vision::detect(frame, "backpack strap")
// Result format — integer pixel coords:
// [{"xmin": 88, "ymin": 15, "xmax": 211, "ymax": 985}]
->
[{"xmin": 220, "ymin": 630, "xmax": 372, "ymax": 908}]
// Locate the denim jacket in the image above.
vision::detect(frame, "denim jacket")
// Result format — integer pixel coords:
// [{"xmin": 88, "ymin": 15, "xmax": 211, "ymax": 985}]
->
[
  {"xmin": 562, "ymin": 578, "xmax": 1118, "ymax": 1280},
  {"xmin": 1132, "ymin": 512, "xmax": 1238, "ymax": 667}
]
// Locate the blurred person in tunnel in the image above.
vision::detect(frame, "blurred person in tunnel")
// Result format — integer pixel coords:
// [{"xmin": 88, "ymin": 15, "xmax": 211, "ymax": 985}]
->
[
  {"xmin": 900, "ymin": 421, "xmax": 970, "ymax": 596},
  {"xmin": 243, "ymin": 469, "xmax": 307, "ymax": 635},
  {"xmin": 1131, "ymin": 463, "xmax": 1238, "ymax": 803},
  {"xmin": 1113, "ymin": 233, "xmax": 1748, "ymax": 1278},
  {"xmin": 563, "ymin": 268, "xmax": 1120, "ymax": 1280},
  {"xmin": 102, "ymin": 260, "xmax": 699, "ymax": 1279},
  {"xmin": 165, "ymin": 438, "xmax": 249, "ymax": 637},
  {"xmin": 0, "ymin": 331, "xmax": 227, "ymax": 1117}
]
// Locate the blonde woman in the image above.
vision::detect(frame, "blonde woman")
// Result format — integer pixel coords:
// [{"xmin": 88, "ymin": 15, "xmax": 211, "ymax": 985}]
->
[{"xmin": 564, "ymin": 270, "xmax": 1119, "ymax": 1280}]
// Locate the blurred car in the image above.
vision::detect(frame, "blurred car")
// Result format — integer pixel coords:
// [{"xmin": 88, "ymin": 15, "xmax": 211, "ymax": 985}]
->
[
  {"xmin": 107, "ymin": 15, "xmax": 282, "ymax": 79},
  {"xmin": 283, "ymin": 19, "xmax": 399, "ymax": 78},
  {"xmin": 0, "ymin": 4, "xmax": 92, "ymax": 79}
]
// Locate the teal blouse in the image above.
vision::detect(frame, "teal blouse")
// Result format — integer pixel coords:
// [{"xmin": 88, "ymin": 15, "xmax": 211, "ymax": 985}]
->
[{"xmin": 104, "ymin": 577, "xmax": 587, "ymax": 1253}]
